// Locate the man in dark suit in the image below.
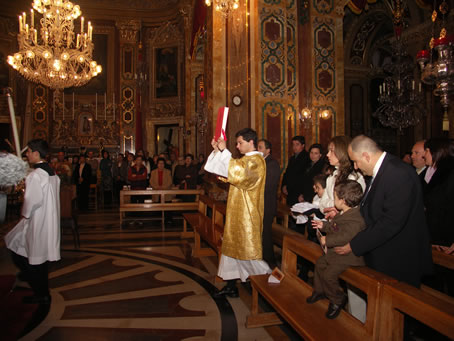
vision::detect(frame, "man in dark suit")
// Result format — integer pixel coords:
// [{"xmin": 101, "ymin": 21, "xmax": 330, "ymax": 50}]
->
[
  {"xmin": 411, "ymin": 140, "xmax": 427, "ymax": 189},
  {"xmin": 258, "ymin": 139, "xmax": 281, "ymax": 268},
  {"xmin": 73, "ymin": 154, "xmax": 92, "ymax": 211},
  {"xmin": 335, "ymin": 135, "xmax": 432, "ymax": 287},
  {"xmin": 281, "ymin": 136, "xmax": 310, "ymax": 206}
]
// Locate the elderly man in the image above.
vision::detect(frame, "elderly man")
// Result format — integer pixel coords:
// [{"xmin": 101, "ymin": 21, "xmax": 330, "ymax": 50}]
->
[
  {"xmin": 336, "ymin": 135, "xmax": 432, "ymax": 287},
  {"xmin": 411, "ymin": 140, "xmax": 427, "ymax": 186}
]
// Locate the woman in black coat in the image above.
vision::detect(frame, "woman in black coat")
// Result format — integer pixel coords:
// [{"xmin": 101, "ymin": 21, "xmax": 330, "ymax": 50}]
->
[
  {"xmin": 73, "ymin": 154, "xmax": 92, "ymax": 211},
  {"xmin": 423, "ymin": 137, "xmax": 454, "ymax": 295}
]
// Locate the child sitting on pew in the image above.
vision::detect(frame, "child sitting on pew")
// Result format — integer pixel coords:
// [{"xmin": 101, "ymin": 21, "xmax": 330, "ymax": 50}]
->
[{"xmin": 306, "ymin": 180, "xmax": 365, "ymax": 319}]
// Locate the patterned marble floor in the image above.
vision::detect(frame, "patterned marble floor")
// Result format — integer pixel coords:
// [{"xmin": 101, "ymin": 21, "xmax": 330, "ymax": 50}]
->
[{"xmin": 1, "ymin": 209, "xmax": 298, "ymax": 341}]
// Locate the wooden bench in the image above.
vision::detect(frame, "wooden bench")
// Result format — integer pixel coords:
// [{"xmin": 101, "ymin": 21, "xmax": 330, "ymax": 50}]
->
[
  {"xmin": 378, "ymin": 280, "xmax": 454, "ymax": 340},
  {"xmin": 247, "ymin": 234, "xmax": 393, "ymax": 340},
  {"xmin": 119, "ymin": 189, "xmax": 204, "ymax": 229}
]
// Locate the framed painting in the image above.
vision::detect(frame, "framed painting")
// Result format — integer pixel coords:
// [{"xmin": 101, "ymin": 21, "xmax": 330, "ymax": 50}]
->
[
  {"xmin": 154, "ymin": 46, "xmax": 179, "ymax": 99},
  {"xmin": 78, "ymin": 112, "xmax": 94, "ymax": 136}
]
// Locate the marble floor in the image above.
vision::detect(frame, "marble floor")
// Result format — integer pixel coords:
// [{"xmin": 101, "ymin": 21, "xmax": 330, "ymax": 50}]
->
[{"xmin": 0, "ymin": 209, "xmax": 301, "ymax": 341}]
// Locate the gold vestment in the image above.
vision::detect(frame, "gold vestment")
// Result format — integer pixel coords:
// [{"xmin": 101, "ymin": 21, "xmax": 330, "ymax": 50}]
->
[{"xmin": 222, "ymin": 153, "xmax": 266, "ymax": 260}]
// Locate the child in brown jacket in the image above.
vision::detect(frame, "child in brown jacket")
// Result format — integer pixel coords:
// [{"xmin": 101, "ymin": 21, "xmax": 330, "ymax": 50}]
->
[{"xmin": 307, "ymin": 180, "xmax": 365, "ymax": 319}]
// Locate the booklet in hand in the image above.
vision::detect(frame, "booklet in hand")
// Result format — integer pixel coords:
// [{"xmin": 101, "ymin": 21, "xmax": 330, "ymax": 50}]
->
[{"xmin": 214, "ymin": 107, "xmax": 229, "ymax": 141}]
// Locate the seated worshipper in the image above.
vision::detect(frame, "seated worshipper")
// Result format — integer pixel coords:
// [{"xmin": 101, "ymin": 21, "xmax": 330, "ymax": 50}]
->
[
  {"xmin": 174, "ymin": 154, "xmax": 198, "ymax": 202},
  {"xmin": 5, "ymin": 139, "xmax": 60, "ymax": 305},
  {"xmin": 307, "ymin": 180, "xmax": 365, "ymax": 319},
  {"xmin": 73, "ymin": 154, "xmax": 91, "ymax": 211},
  {"xmin": 291, "ymin": 174, "xmax": 327, "ymax": 225},
  {"xmin": 204, "ymin": 128, "xmax": 271, "ymax": 298},
  {"xmin": 99, "ymin": 150, "xmax": 113, "ymax": 205},
  {"xmin": 149, "ymin": 157, "xmax": 174, "ymax": 203},
  {"xmin": 127, "ymin": 155, "xmax": 148, "ymax": 203}
]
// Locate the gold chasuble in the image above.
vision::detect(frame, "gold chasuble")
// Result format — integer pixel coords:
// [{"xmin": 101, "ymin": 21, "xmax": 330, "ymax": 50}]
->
[{"xmin": 222, "ymin": 153, "xmax": 266, "ymax": 260}]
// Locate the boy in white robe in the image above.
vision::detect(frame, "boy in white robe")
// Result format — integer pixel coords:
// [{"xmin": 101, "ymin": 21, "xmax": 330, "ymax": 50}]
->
[{"xmin": 5, "ymin": 139, "xmax": 61, "ymax": 304}]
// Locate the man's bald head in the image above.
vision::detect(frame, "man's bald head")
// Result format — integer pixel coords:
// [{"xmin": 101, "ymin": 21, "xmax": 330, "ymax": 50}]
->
[
  {"xmin": 411, "ymin": 140, "xmax": 426, "ymax": 170},
  {"xmin": 348, "ymin": 135, "xmax": 383, "ymax": 176}
]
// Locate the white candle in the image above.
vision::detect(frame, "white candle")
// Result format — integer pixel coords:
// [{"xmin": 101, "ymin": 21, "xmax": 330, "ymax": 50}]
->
[
  {"xmin": 104, "ymin": 92, "xmax": 107, "ymax": 120},
  {"xmin": 62, "ymin": 91, "xmax": 65, "ymax": 120},
  {"xmin": 53, "ymin": 93, "xmax": 55, "ymax": 120},
  {"xmin": 31, "ymin": 9, "xmax": 34, "ymax": 28},
  {"xmin": 72, "ymin": 92, "xmax": 75, "ymax": 120},
  {"xmin": 397, "ymin": 80, "xmax": 400, "ymax": 90},
  {"xmin": 379, "ymin": 85, "xmax": 382, "ymax": 94},
  {"xmin": 412, "ymin": 80, "xmax": 415, "ymax": 90},
  {"xmin": 81, "ymin": 16, "xmax": 84, "ymax": 33},
  {"xmin": 19, "ymin": 16, "xmax": 22, "ymax": 32},
  {"xmin": 95, "ymin": 93, "xmax": 97, "ymax": 120},
  {"xmin": 6, "ymin": 92, "xmax": 21, "ymax": 157},
  {"xmin": 113, "ymin": 92, "xmax": 115, "ymax": 120}
]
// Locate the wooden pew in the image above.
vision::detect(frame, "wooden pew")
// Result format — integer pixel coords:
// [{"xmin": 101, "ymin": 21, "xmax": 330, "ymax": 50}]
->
[
  {"xmin": 431, "ymin": 248, "xmax": 454, "ymax": 270},
  {"xmin": 247, "ymin": 234, "xmax": 393, "ymax": 340},
  {"xmin": 119, "ymin": 189, "xmax": 204, "ymax": 229},
  {"xmin": 378, "ymin": 280, "xmax": 454, "ymax": 340}
]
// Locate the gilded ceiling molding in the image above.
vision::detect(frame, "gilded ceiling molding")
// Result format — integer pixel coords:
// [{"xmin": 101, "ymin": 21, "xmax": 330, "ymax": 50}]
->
[
  {"xmin": 79, "ymin": 0, "xmax": 179, "ymax": 10},
  {"xmin": 147, "ymin": 22, "xmax": 184, "ymax": 46},
  {"xmin": 116, "ymin": 19, "xmax": 141, "ymax": 43}
]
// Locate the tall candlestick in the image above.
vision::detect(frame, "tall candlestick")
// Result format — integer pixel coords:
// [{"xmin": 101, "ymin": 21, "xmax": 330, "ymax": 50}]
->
[
  {"xmin": 113, "ymin": 92, "xmax": 115, "ymax": 121},
  {"xmin": 95, "ymin": 93, "xmax": 97, "ymax": 120},
  {"xmin": 81, "ymin": 16, "xmax": 84, "ymax": 33},
  {"xmin": 23, "ymin": 13, "xmax": 26, "ymax": 29},
  {"xmin": 31, "ymin": 9, "xmax": 34, "ymax": 28},
  {"xmin": 72, "ymin": 92, "xmax": 75, "ymax": 120},
  {"xmin": 34, "ymin": 29, "xmax": 37, "ymax": 44},
  {"xmin": 6, "ymin": 92, "xmax": 21, "ymax": 157},
  {"xmin": 104, "ymin": 92, "xmax": 107, "ymax": 120},
  {"xmin": 19, "ymin": 16, "xmax": 23, "ymax": 32},
  {"xmin": 62, "ymin": 91, "xmax": 65, "ymax": 120}
]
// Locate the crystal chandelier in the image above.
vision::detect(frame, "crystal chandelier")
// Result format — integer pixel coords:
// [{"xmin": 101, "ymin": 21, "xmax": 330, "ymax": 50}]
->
[
  {"xmin": 373, "ymin": 0, "xmax": 423, "ymax": 133},
  {"xmin": 416, "ymin": 0, "xmax": 453, "ymax": 131},
  {"xmin": 7, "ymin": 0, "xmax": 102, "ymax": 90},
  {"xmin": 205, "ymin": 0, "xmax": 240, "ymax": 17}
]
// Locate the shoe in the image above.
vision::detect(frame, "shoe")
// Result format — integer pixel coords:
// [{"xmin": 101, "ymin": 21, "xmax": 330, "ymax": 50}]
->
[
  {"xmin": 306, "ymin": 292, "xmax": 326, "ymax": 304},
  {"xmin": 23, "ymin": 295, "xmax": 51, "ymax": 305},
  {"xmin": 325, "ymin": 297, "xmax": 347, "ymax": 319},
  {"xmin": 214, "ymin": 285, "xmax": 239, "ymax": 298}
]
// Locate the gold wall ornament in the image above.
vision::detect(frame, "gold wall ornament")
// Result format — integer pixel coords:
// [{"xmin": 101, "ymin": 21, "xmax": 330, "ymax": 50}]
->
[{"xmin": 7, "ymin": 0, "xmax": 102, "ymax": 90}]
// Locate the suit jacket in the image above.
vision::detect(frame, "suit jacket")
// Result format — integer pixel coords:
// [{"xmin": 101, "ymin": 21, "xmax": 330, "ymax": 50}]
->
[
  {"xmin": 322, "ymin": 206, "xmax": 365, "ymax": 266},
  {"xmin": 73, "ymin": 163, "xmax": 92, "ymax": 190},
  {"xmin": 282, "ymin": 150, "xmax": 310, "ymax": 206},
  {"xmin": 350, "ymin": 153, "xmax": 433, "ymax": 287},
  {"xmin": 423, "ymin": 157, "xmax": 454, "ymax": 246},
  {"xmin": 149, "ymin": 168, "xmax": 174, "ymax": 202}
]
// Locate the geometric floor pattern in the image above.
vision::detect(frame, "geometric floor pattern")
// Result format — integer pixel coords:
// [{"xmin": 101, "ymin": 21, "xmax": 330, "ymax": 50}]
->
[{"xmin": 1, "ymin": 209, "xmax": 297, "ymax": 341}]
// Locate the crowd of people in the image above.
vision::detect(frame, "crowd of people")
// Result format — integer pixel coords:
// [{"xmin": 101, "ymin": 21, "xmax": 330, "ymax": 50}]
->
[{"xmin": 49, "ymin": 149, "xmax": 207, "ymax": 211}]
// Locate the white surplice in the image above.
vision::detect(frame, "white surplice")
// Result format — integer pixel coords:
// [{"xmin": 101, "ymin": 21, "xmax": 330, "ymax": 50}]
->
[
  {"xmin": 204, "ymin": 149, "xmax": 271, "ymax": 282},
  {"xmin": 5, "ymin": 167, "xmax": 61, "ymax": 265}
]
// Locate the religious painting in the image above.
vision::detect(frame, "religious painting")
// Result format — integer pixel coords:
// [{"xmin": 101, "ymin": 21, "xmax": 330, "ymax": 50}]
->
[
  {"xmin": 66, "ymin": 33, "xmax": 108, "ymax": 94},
  {"xmin": 156, "ymin": 124, "xmax": 179, "ymax": 155},
  {"xmin": 155, "ymin": 47, "xmax": 178, "ymax": 98},
  {"xmin": 79, "ymin": 113, "xmax": 94, "ymax": 136}
]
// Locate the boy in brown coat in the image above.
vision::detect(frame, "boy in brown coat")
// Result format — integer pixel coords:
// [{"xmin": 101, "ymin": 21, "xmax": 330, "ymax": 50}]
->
[{"xmin": 307, "ymin": 180, "xmax": 365, "ymax": 319}]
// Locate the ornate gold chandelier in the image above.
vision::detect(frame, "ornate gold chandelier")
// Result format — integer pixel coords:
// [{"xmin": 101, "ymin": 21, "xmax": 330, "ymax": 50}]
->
[
  {"xmin": 205, "ymin": 0, "xmax": 239, "ymax": 17},
  {"xmin": 7, "ymin": 0, "xmax": 101, "ymax": 90}
]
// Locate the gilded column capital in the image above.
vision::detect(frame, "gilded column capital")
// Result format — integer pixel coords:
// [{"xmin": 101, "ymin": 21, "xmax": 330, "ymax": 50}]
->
[
  {"xmin": 116, "ymin": 19, "xmax": 142, "ymax": 43},
  {"xmin": 334, "ymin": 0, "xmax": 350, "ymax": 17}
]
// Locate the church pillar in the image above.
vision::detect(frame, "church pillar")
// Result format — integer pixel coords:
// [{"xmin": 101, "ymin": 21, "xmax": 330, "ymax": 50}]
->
[
  {"xmin": 116, "ymin": 19, "xmax": 141, "ymax": 154},
  {"xmin": 304, "ymin": 0, "xmax": 345, "ymax": 147}
]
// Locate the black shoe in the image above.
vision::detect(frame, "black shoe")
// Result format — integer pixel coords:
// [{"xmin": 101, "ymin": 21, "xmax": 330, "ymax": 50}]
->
[
  {"xmin": 22, "ymin": 295, "xmax": 51, "ymax": 305},
  {"xmin": 325, "ymin": 297, "xmax": 347, "ymax": 319},
  {"xmin": 214, "ymin": 285, "xmax": 239, "ymax": 298},
  {"xmin": 306, "ymin": 292, "xmax": 326, "ymax": 304}
]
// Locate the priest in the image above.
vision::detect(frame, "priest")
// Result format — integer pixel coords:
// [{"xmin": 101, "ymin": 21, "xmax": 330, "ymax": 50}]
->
[
  {"xmin": 204, "ymin": 128, "xmax": 271, "ymax": 297},
  {"xmin": 5, "ymin": 139, "xmax": 61, "ymax": 305}
]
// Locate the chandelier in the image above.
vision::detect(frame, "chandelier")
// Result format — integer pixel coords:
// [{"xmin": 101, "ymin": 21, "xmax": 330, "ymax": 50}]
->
[
  {"xmin": 373, "ymin": 0, "xmax": 423, "ymax": 133},
  {"xmin": 416, "ymin": 0, "xmax": 453, "ymax": 131},
  {"xmin": 7, "ymin": 0, "xmax": 102, "ymax": 90},
  {"xmin": 205, "ymin": 0, "xmax": 239, "ymax": 17}
]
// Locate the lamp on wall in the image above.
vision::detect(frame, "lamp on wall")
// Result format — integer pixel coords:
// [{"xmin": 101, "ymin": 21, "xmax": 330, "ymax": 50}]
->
[
  {"xmin": 416, "ymin": 0, "xmax": 453, "ymax": 131},
  {"xmin": 7, "ymin": 0, "xmax": 102, "ymax": 90},
  {"xmin": 205, "ymin": 0, "xmax": 240, "ymax": 17}
]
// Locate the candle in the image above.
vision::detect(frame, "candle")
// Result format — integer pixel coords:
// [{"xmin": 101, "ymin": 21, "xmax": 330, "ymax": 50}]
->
[
  {"xmin": 383, "ymin": 83, "xmax": 385, "ymax": 93},
  {"xmin": 34, "ymin": 29, "xmax": 37, "ymax": 44},
  {"xmin": 81, "ymin": 16, "xmax": 84, "ymax": 33},
  {"xmin": 95, "ymin": 93, "xmax": 97, "ymax": 120},
  {"xmin": 23, "ymin": 12, "xmax": 26, "ymax": 29},
  {"xmin": 72, "ymin": 92, "xmax": 75, "ymax": 120},
  {"xmin": 104, "ymin": 92, "xmax": 107, "ymax": 120},
  {"xmin": 419, "ymin": 82, "xmax": 422, "ymax": 92},
  {"xmin": 379, "ymin": 85, "xmax": 382, "ymax": 94},
  {"xmin": 31, "ymin": 9, "xmax": 34, "ymax": 28},
  {"xmin": 397, "ymin": 80, "xmax": 400, "ymax": 90},
  {"xmin": 412, "ymin": 80, "xmax": 415, "ymax": 90},
  {"xmin": 62, "ymin": 91, "xmax": 65, "ymax": 120},
  {"xmin": 113, "ymin": 92, "xmax": 115, "ymax": 120},
  {"xmin": 19, "ymin": 15, "xmax": 22, "ymax": 32},
  {"xmin": 6, "ymin": 92, "xmax": 21, "ymax": 157},
  {"xmin": 53, "ymin": 93, "xmax": 55, "ymax": 120},
  {"xmin": 76, "ymin": 34, "xmax": 80, "ymax": 48},
  {"xmin": 25, "ymin": 24, "xmax": 29, "ymax": 37}
]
